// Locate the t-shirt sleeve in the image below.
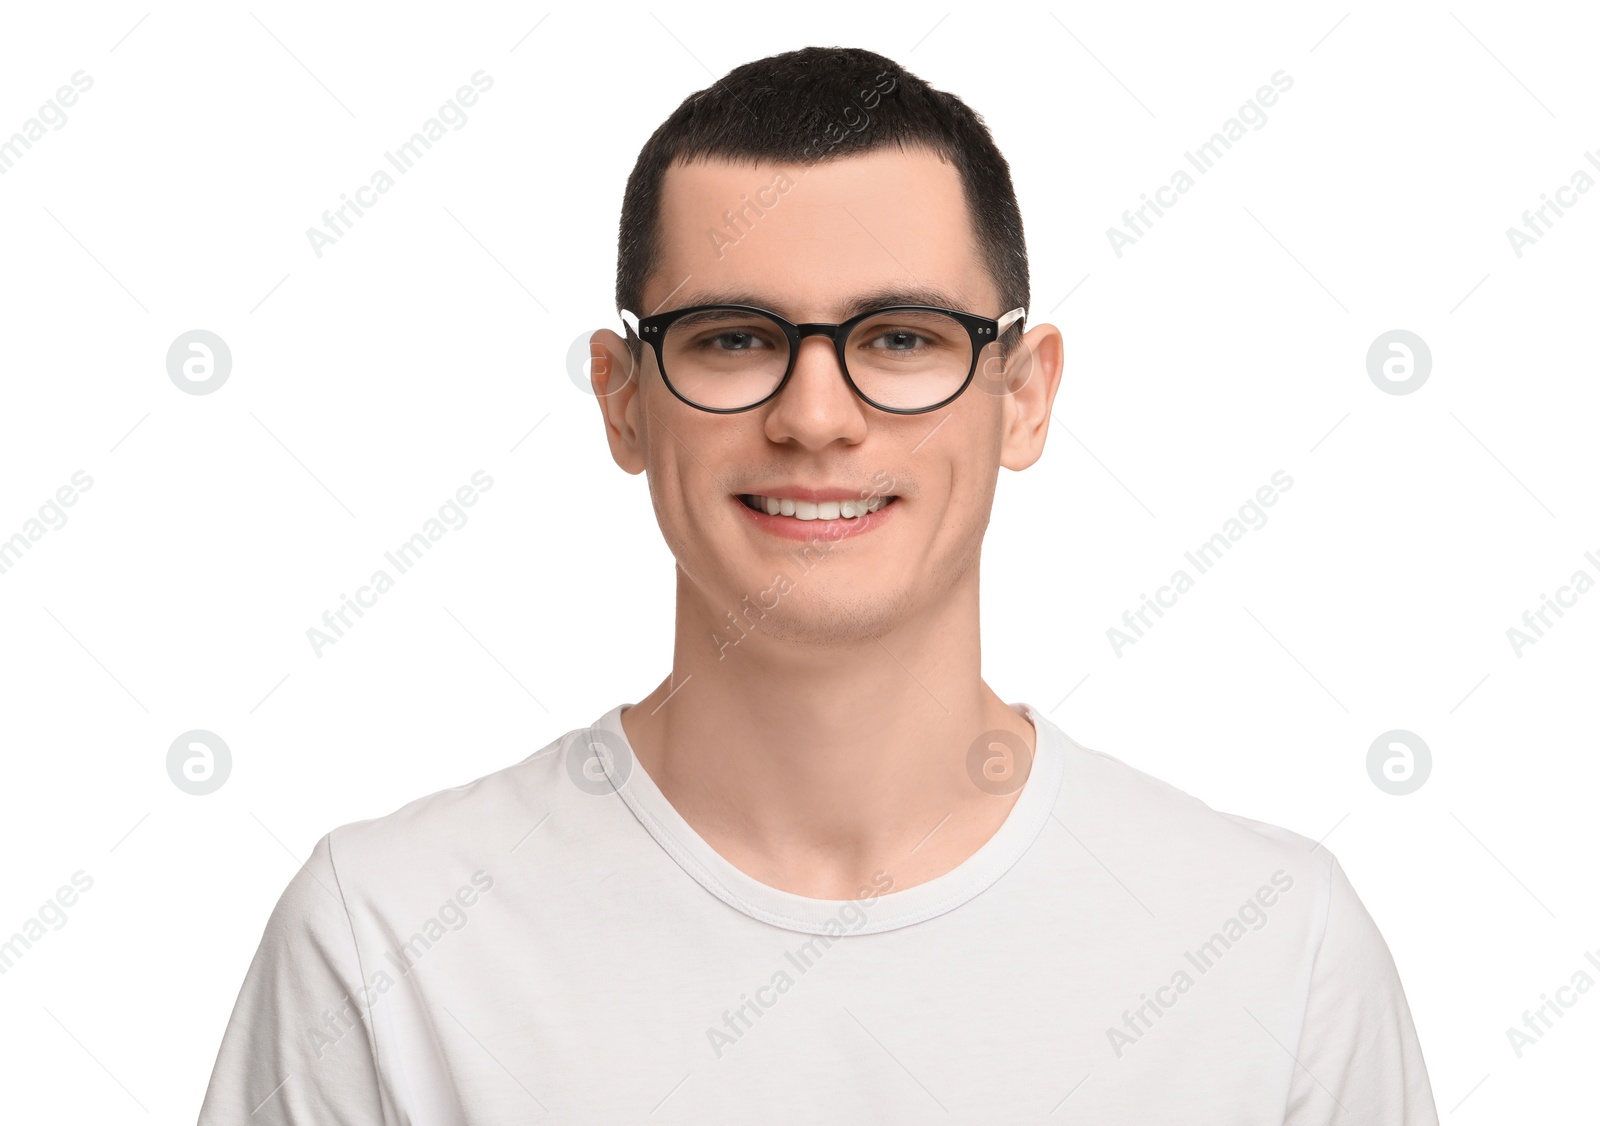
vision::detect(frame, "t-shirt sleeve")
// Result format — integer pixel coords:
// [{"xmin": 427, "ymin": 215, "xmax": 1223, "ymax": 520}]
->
[
  {"xmin": 1282, "ymin": 854, "xmax": 1439, "ymax": 1125},
  {"xmin": 196, "ymin": 831, "xmax": 387, "ymax": 1125}
]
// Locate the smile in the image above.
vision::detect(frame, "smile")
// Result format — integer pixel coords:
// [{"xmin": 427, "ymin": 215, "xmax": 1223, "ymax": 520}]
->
[
  {"xmin": 732, "ymin": 492, "xmax": 900, "ymax": 542},
  {"xmin": 736, "ymin": 493, "xmax": 896, "ymax": 520}
]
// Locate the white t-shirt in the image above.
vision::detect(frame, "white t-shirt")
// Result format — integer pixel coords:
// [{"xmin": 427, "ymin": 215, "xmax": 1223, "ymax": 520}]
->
[{"xmin": 197, "ymin": 702, "xmax": 1439, "ymax": 1124}]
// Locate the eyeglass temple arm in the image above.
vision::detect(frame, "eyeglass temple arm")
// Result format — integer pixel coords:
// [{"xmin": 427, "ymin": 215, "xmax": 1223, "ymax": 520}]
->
[{"xmin": 619, "ymin": 309, "xmax": 640, "ymax": 336}]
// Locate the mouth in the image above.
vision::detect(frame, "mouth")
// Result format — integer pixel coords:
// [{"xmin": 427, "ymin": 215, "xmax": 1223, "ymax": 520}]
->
[{"xmin": 736, "ymin": 493, "xmax": 898, "ymax": 521}]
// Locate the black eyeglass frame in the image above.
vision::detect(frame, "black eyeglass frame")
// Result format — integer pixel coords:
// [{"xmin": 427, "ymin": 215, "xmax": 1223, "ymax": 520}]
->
[{"xmin": 618, "ymin": 303, "xmax": 1028, "ymax": 415}]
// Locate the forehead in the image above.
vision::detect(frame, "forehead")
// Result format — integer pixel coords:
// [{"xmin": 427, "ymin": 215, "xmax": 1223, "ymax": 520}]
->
[{"xmin": 648, "ymin": 146, "xmax": 990, "ymax": 320}]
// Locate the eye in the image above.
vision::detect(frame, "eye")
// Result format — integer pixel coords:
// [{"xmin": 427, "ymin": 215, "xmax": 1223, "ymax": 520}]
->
[
  {"xmin": 704, "ymin": 329, "xmax": 775, "ymax": 352},
  {"xmin": 850, "ymin": 310, "xmax": 964, "ymax": 357},
  {"xmin": 866, "ymin": 329, "xmax": 930, "ymax": 351},
  {"xmin": 670, "ymin": 312, "xmax": 782, "ymax": 353}
]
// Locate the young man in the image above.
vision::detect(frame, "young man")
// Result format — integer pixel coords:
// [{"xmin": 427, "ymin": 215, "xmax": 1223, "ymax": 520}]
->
[{"xmin": 199, "ymin": 47, "xmax": 1439, "ymax": 1123}]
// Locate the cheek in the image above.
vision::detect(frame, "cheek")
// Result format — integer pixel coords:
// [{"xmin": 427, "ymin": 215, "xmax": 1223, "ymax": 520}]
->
[
  {"xmin": 642, "ymin": 423, "xmax": 728, "ymax": 546},
  {"xmin": 645, "ymin": 459, "xmax": 691, "ymax": 539},
  {"xmin": 920, "ymin": 451, "xmax": 999, "ymax": 562}
]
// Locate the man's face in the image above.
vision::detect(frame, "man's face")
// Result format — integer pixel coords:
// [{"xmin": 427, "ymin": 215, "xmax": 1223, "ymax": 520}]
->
[{"xmin": 594, "ymin": 146, "xmax": 1057, "ymax": 647}]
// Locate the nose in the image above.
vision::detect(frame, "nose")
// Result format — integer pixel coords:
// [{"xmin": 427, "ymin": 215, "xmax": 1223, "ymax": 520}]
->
[{"xmin": 761, "ymin": 334, "xmax": 869, "ymax": 449}]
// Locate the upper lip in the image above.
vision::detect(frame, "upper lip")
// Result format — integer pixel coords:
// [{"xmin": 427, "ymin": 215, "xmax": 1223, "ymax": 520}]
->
[{"xmin": 736, "ymin": 485, "xmax": 896, "ymax": 502}]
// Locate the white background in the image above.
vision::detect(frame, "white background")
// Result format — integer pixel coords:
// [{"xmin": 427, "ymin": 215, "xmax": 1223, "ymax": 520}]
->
[{"xmin": 0, "ymin": 1, "xmax": 1595, "ymax": 1120}]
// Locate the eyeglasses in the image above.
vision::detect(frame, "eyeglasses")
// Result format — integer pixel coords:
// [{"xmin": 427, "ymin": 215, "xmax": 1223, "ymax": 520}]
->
[{"xmin": 618, "ymin": 303, "xmax": 1027, "ymax": 415}]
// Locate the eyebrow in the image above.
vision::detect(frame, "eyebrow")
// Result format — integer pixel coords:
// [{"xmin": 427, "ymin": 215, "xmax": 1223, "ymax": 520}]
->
[{"xmin": 669, "ymin": 286, "xmax": 975, "ymax": 322}]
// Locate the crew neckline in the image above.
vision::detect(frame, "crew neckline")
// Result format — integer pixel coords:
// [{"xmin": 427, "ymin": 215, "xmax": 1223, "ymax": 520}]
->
[{"xmin": 583, "ymin": 701, "xmax": 1067, "ymax": 935}]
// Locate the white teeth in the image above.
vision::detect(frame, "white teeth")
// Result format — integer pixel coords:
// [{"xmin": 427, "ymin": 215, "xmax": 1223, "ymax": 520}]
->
[{"xmin": 743, "ymin": 494, "xmax": 893, "ymax": 520}]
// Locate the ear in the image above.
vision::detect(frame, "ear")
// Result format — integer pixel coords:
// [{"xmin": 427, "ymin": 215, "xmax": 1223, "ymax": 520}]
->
[
  {"xmin": 998, "ymin": 322, "xmax": 1064, "ymax": 472},
  {"xmin": 590, "ymin": 327, "xmax": 647, "ymax": 475}
]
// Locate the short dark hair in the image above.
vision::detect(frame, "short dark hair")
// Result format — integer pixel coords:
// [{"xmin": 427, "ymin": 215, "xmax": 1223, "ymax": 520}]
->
[{"xmin": 614, "ymin": 45, "xmax": 1030, "ymax": 360}]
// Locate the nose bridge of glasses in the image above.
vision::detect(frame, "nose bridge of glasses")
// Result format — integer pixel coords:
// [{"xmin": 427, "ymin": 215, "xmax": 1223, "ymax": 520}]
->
[
  {"xmin": 778, "ymin": 323, "xmax": 861, "ymax": 411},
  {"xmin": 789, "ymin": 323, "xmax": 852, "ymax": 382},
  {"xmin": 788, "ymin": 323, "xmax": 851, "ymax": 378}
]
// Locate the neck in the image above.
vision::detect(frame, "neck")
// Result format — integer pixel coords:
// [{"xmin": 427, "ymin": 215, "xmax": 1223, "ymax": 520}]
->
[{"xmin": 619, "ymin": 561, "xmax": 1036, "ymax": 899}]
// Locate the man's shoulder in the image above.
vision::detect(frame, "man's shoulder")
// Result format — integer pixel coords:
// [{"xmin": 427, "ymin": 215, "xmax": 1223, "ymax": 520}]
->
[
  {"xmin": 315, "ymin": 718, "xmax": 600, "ymax": 887},
  {"xmin": 1051, "ymin": 728, "xmax": 1335, "ymax": 906}
]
